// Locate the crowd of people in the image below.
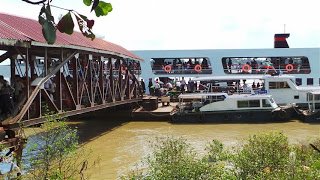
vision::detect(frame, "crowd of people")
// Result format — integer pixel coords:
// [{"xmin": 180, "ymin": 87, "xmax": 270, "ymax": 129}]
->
[
  {"xmin": 141, "ymin": 77, "xmax": 203, "ymax": 97},
  {"xmin": 0, "ymin": 73, "xmax": 60, "ymax": 121},
  {"xmin": 139, "ymin": 77, "xmax": 265, "ymax": 98},
  {"xmin": 151, "ymin": 58, "xmax": 210, "ymax": 74}
]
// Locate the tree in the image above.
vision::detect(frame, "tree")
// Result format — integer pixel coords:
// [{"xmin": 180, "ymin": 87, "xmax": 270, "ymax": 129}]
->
[
  {"xmin": 22, "ymin": 0, "xmax": 113, "ymax": 44},
  {"xmin": 24, "ymin": 112, "xmax": 100, "ymax": 179}
]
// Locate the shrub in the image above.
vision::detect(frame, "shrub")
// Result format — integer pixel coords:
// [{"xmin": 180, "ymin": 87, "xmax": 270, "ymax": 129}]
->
[
  {"xmin": 123, "ymin": 132, "xmax": 320, "ymax": 179},
  {"xmin": 233, "ymin": 131, "xmax": 290, "ymax": 178},
  {"xmin": 23, "ymin": 113, "xmax": 100, "ymax": 180},
  {"xmin": 204, "ymin": 139, "xmax": 225, "ymax": 163},
  {"xmin": 122, "ymin": 137, "xmax": 234, "ymax": 179}
]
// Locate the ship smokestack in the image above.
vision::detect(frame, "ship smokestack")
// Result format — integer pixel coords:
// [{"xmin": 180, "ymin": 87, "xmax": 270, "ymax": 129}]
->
[{"xmin": 274, "ymin": 33, "xmax": 290, "ymax": 48}]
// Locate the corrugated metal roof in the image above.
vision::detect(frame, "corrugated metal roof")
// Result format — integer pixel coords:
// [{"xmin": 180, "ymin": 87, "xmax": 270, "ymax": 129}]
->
[{"xmin": 0, "ymin": 13, "xmax": 142, "ymax": 61}]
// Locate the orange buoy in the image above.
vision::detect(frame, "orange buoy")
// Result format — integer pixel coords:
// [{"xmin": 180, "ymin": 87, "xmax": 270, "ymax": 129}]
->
[
  {"xmin": 242, "ymin": 64, "xmax": 251, "ymax": 72},
  {"xmin": 285, "ymin": 64, "xmax": 294, "ymax": 72},
  {"xmin": 164, "ymin": 65, "xmax": 172, "ymax": 73},
  {"xmin": 194, "ymin": 64, "xmax": 202, "ymax": 73}
]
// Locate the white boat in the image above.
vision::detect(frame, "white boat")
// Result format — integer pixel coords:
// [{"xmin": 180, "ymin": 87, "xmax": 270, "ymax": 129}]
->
[
  {"xmin": 297, "ymin": 91, "xmax": 320, "ymax": 122},
  {"xmin": 192, "ymin": 74, "xmax": 320, "ymax": 107},
  {"xmin": 133, "ymin": 34, "xmax": 320, "ymax": 90},
  {"xmin": 170, "ymin": 92, "xmax": 288, "ymax": 123}
]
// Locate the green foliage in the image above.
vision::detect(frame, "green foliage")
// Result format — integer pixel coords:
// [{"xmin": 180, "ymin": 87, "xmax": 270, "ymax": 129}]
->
[
  {"xmin": 91, "ymin": 0, "xmax": 100, "ymax": 12},
  {"xmin": 25, "ymin": 0, "xmax": 113, "ymax": 44},
  {"xmin": 75, "ymin": 14, "xmax": 95, "ymax": 40},
  {"xmin": 57, "ymin": 12, "xmax": 74, "ymax": 35},
  {"xmin": 233, "ymin": 131, "xmax": 290, "ymax": 178},
  {"xmin": 123, "ymin": 132, "xmax": 320, "ymax": 179},
  {"xmin": 122, "ymin": 137, "xmax": 235, "ymax": 179},
  {"xmin": 204, "ymin": 139, "xmax": 225, "ymax": 163},
  {"xmin": 94, "ymin": 1, "xmax": 113, "ymax": 17},
  {"xmin": 24, "ymin": 111, "xmax": 100, "ymax": 180},
  {"xmin": 25, "ymin": 114, "xmax": 78, "ymax": 179},
  {"xmin": 38, "ymin": 5, "xmax": 56, "ymax": 44},
  {"xmin": 83, "ymin": 0, "xmax": 92, "ymax": 6}
]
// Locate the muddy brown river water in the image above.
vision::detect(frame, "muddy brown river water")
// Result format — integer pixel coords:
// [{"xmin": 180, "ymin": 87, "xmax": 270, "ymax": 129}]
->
[{"xmin": 66, "ymin": 110, "xmax": 320, "ymax": 180}]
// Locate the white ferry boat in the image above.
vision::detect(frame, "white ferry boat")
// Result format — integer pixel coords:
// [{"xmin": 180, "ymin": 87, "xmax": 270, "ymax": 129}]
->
[
  {"xmin": 133, "ymin": 34, "xmax": 320, "ymax": 90},
  {"xmin": 170, "ymin": 92, "xmax": 287, "ymax": 123}
]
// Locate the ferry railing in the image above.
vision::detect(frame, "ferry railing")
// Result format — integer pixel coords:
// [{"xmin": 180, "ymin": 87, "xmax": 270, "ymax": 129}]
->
[
  {"xmin": 151, "ymin": 68, "xmax": 212, "ymax": 74},
  {"xmin": 205, "ymin": 85, "xmax": 268, "ymax": 95},
  {"xmin": 223, "ymin": 67, "xmax": 311, "ymax": 74}
]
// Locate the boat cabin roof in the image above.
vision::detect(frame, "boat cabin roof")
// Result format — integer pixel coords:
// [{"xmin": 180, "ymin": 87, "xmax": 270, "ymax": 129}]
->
[
  {"xmin": 307, "ymin": 91, "xmax": 320, "ymax": 95},
  {"xmin": 178, "ymin": 92, "xmax": 228, "ymax": 99}
]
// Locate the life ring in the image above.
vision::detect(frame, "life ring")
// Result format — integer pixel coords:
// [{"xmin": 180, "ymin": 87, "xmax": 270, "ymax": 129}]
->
[
  {"xmin": 285, "ymin": 64, "xmax": 294, "ymax": 72},
  {"xmin": 164, "ymin": 65, "xmax": 171, "ymax": 73},
  {"xmin": 242, "ymin": 64, "xmax": 251, "ymax": 72},
  {"xmin": 194, "ymin": 64, "xmax": 202, "ymax": 72}
]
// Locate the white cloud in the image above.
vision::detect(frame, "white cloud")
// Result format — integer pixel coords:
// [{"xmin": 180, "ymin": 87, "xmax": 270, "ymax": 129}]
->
[{"xmin": 1, "ymin": 0, "xmax": 320, "ymax": 50}]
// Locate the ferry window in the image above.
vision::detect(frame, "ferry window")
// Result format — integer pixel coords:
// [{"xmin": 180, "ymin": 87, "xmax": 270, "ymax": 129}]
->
[
  {"xmin": 269, "ymin": 82, "xmax": 290, "ymax": 89},
  {"xmin": 222, "ymin": 56, "xmax": 311, "ymax": 75},
  {"xmin": 315, "ymin": 95, "xmax": 320, "ymax": 101},
  {"xmin": 237, "ymin": 101, "xmax": 249, "ymax": 108},
  {"xmin": 150, "ymin": 57, "xmax": 212, "ymax": 75},
  {"xmin": 294, "ymin": 95, "xmax": 299, "ymax": 99},
  {"xmin": 262, "ymin": 99, "xmax": 271, "ymax": 107},
  {"xmin": 307, "ymin": 94, "xmax": 312, "ymax": 101},
  {"xmin": 208, "ymin": 95, "xmax": 225, "ymax": 102},
  {"xmin": 307, "ymin": 78, "xmax": 313, "ymax": 85},
  {"xmin": 269, "ymin": 82, "xmax": 276, "ymax": 89},
  {"xmin": 216, "ymin": 95, "xmax": 226, "ymax": 101},
  {"xmin": 237, "ymin": 100, "xmax": 260, "ymax": 108},
  {"xmin": 296, "ymin": 78, "xmax": 302, "ymax": 86},
  {"xmin": 249, "ymin": 100, "xmax": 260, "ymax": 107}
]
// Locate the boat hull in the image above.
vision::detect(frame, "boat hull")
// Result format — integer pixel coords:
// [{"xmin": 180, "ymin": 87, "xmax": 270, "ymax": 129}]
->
[
  {"xmin": 171, "ymin": 109, "xmax": 288, "ymax": 123},
  {"xmin": 299, "ymin": 110, "xmax": 320, "ymax": 123}
]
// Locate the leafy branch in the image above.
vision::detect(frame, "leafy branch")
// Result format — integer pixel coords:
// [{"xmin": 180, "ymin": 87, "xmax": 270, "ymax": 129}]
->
[
  {"xmin": 21, "ymin": 0, "xmax": 47, "ymax": 5},
  {"xmin": 23, "ymin": 0, "xmax": 113, "ymax": 44}
]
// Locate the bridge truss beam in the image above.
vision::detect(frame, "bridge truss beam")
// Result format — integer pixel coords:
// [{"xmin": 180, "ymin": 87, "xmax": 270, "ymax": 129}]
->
[{"xmin": 1, "ymin": 45, "xmax": 143, "ymax": 127}]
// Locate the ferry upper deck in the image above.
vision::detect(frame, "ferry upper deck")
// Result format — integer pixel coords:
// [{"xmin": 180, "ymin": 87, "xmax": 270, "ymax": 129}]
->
[{"xmin": 133, "ymin": 47, "xmax": 320, "ymax": 87}]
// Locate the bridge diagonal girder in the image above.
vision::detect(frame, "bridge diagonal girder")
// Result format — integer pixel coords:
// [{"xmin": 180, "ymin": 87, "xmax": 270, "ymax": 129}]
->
[
  {"xmin": 2, "ymin": 48, "xmax": 143, "ymax": 127},
  {"xmin": 2, "ymin": 51, "xmax": 78, "ymax": 125}
]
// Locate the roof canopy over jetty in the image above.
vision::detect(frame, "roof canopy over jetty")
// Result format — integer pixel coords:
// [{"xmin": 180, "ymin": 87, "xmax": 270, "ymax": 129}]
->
[
  {"xmin": 0, "ymin": 13, "xmax": 141, "ymax": 61},
  {"xmin": 0, "ymin": 13, "xmax": 143, "ymax": 127}
]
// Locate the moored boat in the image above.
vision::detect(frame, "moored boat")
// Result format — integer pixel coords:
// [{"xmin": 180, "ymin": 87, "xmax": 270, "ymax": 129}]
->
[
  {"xmin": 297, "ymin": 91, "xmax": 320, "ymax": 123},
  {"xmin": 170, "ymin": 92, "xmax": 288, "ymax": 123}
]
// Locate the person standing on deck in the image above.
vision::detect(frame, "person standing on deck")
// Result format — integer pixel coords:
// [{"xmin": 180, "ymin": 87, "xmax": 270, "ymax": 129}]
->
[
  {"xmin": 180, "ymin": 77, "xmax": 186, "ymax": 93},
  {"xmin": 148, "ymin": 78, "xmax": 154, "ymax": 96},
  {"xmin": 154, "ymin": 79, "xmax": 161, "ymax": 97},
  {"xmin": 228, "ymin": 58, "xmax": 233, "ymax": 73},
  {"xmin": 140, "ymin": 79, "xmax": 146, "ymax": 93},
  {"xmin": 0, "ymin": 75, "xmax": 14, "ymax": 118}
]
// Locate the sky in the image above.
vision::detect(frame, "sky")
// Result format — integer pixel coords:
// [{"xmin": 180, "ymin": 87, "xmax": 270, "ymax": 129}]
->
[{"xmin": 1, "ymin": 0, "xmax": 320, "ymax": 50}]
